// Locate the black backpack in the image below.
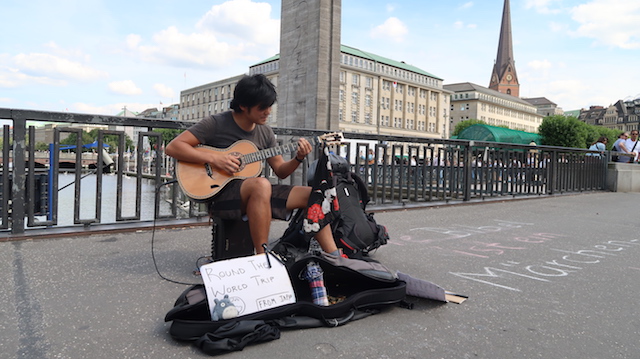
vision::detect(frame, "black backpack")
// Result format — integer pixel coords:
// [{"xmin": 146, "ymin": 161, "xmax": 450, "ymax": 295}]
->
[
  {"xmin": 278, "ymin": 154, "xmax": 389, "ymax": 258},
  {"xmin": 331, "ymin": 170, "xmax": 389, "ymax": 257}
]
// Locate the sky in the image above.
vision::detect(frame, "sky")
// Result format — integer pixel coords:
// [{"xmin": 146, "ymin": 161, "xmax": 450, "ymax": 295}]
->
[{"xmin": 1, "ymin": 0, "xmax": 639, "ymax": 119}]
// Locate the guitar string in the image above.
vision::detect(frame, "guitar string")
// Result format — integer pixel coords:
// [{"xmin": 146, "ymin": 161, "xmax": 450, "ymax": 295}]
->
[{"xmin": 244, "ymin": 136, "xmax": 319, "ymax": 164}]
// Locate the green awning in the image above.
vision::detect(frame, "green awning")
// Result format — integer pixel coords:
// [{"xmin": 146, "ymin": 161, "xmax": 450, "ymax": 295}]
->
[{"xmin": 456, "ymin": 124, "xmax": 541, "ymax": 145}]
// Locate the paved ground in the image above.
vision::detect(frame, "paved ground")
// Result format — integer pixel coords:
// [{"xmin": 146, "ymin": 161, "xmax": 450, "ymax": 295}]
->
[{"xmin": 2, "ymin": 192, "xmax": 639, "ymax": 359}]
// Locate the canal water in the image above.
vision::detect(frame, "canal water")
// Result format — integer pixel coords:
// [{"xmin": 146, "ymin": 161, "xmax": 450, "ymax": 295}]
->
[{"xmin": 53, "ymin": 173, "xmax": 175, "ymax": 227}]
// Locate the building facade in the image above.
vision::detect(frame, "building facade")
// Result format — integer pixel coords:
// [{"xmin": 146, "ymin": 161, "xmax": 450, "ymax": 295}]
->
[
  {"xmin": 588, "ymin": 97, "xmax": 640, "ymax": 133},
  {"xmin": 444, "ymin": 82, "xmax": 543, "ymax": 134},
  {"xmin": 522, "ymin": 97, "xmax": 564, "ymax": 117},
  {"xmin": 179, "ymin": 74, "xmax": 246, "ymax": 123},
  {"xmin": 180, "ymin": 45, "xmax": 451, "ymax": 140}
]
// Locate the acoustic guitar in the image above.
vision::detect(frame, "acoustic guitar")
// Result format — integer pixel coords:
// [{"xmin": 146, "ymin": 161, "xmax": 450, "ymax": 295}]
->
[{"xmin": 175, "ymin": 132, "xmax": 343, "ymax": 202}]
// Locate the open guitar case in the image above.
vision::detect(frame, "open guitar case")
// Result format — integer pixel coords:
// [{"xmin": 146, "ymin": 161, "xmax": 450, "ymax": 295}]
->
[{"xmin": 165, "ymin": 252, "xmax": 407, "ymax": 355}]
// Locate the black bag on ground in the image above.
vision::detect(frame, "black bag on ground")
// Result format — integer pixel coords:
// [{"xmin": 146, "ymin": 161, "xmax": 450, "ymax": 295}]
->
[{"xmin": 165, "ymin": 253, "xmax": 406, "ymax": 346}]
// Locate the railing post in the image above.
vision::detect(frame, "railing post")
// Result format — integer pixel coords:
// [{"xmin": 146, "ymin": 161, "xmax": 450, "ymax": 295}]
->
[
  {"xmin": 11, "ymin": 114, "xmax": 27, "ymax": 234},
  {"xmin": 548, "ymin": 150, "xmax": 557, "ymax": 195},
  {"xmin": 462, "ymin": 142, "xmax": 473, "ymax": 201}
]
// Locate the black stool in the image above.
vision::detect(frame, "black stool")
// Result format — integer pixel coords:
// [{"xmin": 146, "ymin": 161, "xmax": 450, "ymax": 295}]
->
[{"xmin": 210, "ymin": 216, "xmax": 255, "ymax": 260}]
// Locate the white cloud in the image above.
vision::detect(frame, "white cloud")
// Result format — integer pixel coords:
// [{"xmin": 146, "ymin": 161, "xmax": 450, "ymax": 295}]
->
[
  {"xmin": 570, "ymin": 0, "xmax": 640, "ymax": 49},
  {"xmin": 528, "ymin": 59, "xmax": 552, "ymax": 70},
  {"xmin": 459, "ymin": 2, "xmax": 474, "ymax": 10},
  {"xmin": 108, "ymin": 80, "xmax": 142, "ymax": 95},
  {"xmin": 43, "ymin": 41, "xmax": 91, "ymax": 62},
  {"xmin": 371, "ymin": 17, "xmax": 408, "ymax": 42},
  {"xmin": 196, "ymin": 0, "xmax": 279, "ymax": 45},
  {"xmin": 453, "ymin": 21, "xmax": 476, "ymax": 30},
  {"xmin": 126, "ymin": 0, "xmax": 280, "ymax": 69},
  {"xmin": 0, "ymin": 64, "xmax": 70, "ymax": 88},
  {"xmin": 153, "ymin": 83, "xmax": 174, "ymax": 99},
  {"xmin": 549, "ymin": 21, "xmax": 568, "ymax": 33},
  {"xmin": 525, "ymin": 0, "xmax": 562, "ymax": 14},
  {"xmin": 12, "ymin": 53, "xmax": 107, "ymax": 82}
]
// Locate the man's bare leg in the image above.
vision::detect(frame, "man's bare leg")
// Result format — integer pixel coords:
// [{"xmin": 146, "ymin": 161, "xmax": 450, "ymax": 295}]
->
[{"xmin": 241, "ymin": 177, "xmax": 273, "ymax": 253}]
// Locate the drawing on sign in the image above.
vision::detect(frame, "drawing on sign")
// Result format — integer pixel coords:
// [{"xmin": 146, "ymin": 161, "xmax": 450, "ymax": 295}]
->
[{"xmin": 200, "ymin": 254, "xmax": 296, "ymax": 320}]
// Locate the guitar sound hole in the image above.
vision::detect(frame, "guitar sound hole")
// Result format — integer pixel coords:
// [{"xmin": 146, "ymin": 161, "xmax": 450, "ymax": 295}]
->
[{"xmin": 230, "ymin": 151, "xmax": 245, "ymax": 171}]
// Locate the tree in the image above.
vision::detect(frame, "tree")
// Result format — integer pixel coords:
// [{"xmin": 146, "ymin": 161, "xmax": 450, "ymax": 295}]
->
[
  {"xmin": 452, "ymin": 119, "xmax": 487, "ymax": 137},
  {"xmin": 35, "ymin": 142, "xmax": 49, "ymax": 151},
  {"xmin": 538, "ymin": 115, "xmax": 620, "ymax": 149},
  {"xmin": 152, "ymin": 128, "xmax": 183, "ymax": 149},
  {"xmin": 60, "ymin": 131, "xmax": 95, "ymax": 151}
]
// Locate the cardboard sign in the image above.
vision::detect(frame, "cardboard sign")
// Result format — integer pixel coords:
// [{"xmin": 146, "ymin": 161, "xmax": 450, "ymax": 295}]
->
[{"xmin": 200, "ymin": 253, "xmax": 296, "ymax": 320}]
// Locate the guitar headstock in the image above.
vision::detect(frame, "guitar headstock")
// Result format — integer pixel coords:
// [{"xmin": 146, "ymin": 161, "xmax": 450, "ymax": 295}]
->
[{"xmin": 318, "ymin": 132, "xmax": 343, "ymax": 146}]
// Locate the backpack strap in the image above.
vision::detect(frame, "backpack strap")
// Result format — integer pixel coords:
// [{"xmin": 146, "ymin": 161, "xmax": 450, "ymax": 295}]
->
[{"xmin": 348, "ymin": 172, "xmax": 370, "ymax": 209}]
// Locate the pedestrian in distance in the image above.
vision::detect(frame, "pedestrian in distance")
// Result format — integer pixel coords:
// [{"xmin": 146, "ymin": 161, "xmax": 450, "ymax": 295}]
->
[
  {"xmin": 611, "ymin": 132, "xmax": 629, "ymax": 162},
  {"xmin": 623, "ymin": 130, "xmax": 640, "ymax": 163},
  {"xmin": 586, "ymin": 136, "xmax": 608, "ymax": 158}
]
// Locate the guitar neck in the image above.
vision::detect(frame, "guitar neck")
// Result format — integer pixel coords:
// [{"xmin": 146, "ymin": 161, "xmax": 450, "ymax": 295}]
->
[{"xmin": 242, "ymin": 136, "xmax": 321, "ymax": 164}]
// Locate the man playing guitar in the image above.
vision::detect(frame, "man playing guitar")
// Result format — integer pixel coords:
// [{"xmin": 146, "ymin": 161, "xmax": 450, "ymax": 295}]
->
[{"xmin": 165, "ymin": 74, "xmax": 339, "ymax": 255}]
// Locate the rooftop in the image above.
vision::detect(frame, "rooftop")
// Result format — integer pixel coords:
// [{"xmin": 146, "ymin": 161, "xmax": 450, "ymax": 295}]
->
[
  {"xmin": 251, "ymin": 44, "xmax": 442, "ymax": 80},
  {"xmin": 444, "ymin": 82, "xmax": 534, "ymax": 107}
]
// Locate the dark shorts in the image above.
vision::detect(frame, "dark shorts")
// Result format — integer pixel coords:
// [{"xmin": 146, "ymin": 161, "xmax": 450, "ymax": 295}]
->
[{"xmin": 208, "ymin": 179, "xmax": 294, "ymax": 221}]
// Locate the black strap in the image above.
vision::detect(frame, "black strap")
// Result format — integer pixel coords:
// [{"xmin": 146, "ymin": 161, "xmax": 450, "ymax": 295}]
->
[{"xmin": 195, "ymin": 320, "xmax": 280, "ymax": 355}]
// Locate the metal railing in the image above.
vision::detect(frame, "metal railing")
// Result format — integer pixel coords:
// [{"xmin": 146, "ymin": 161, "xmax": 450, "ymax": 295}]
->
[{"xmin": 0, "ymin": 107, "xmax": 609, "ymax": 238}]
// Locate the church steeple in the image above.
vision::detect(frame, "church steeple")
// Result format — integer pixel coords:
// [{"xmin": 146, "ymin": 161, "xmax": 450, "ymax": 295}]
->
[{"xmin": 489, "ymin": 0, "xmax": 519, "ymax": 97}]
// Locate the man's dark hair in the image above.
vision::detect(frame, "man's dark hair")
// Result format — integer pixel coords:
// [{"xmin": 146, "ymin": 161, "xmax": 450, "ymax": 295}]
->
[{"xmin": 230, "ymin": 74, "xmax": 277, "ymax": 112}]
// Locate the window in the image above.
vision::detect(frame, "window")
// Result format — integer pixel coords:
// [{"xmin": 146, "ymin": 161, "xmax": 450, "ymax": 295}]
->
[
  {"xmin": 352, "ymin": 92, "xmax": 359, "ymax": 105},
  {"xmin": 365, "ymin": 94, "xmax": 371, "ymax": 108},
  {"xmin": 394, "ymin": 117, "xmax": 402, "ymax": 128},
  {"xmin": 340, "ymin": 71, "xmax": 346, "ymax": 83},
  {"xmin": 352, "ymin": 74, "xmax": 360, "ymax": 86},
  {"xmin": 365, "ymin": 113, "xmax": 372, "ymax": 125},
  {"xmin": 366, "ymin": 77, "xmax": 373, "ymax": 88},
  {"xmin": 351, "ymin": 111, "xmax": 358, "ymax": 122},
  {"xmin": 380, "ymin": 115, "xmax": 387, "ymax": 127},
  {"xmin": 339, "ymin": 90, "xmax": 345, "ymax": 102}
]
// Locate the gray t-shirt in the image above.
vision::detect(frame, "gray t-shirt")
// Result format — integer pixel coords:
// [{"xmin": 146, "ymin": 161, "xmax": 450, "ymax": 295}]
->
[{"xmin": 187, "ymin": 111, "xmax": 276, "ymax": 150}]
